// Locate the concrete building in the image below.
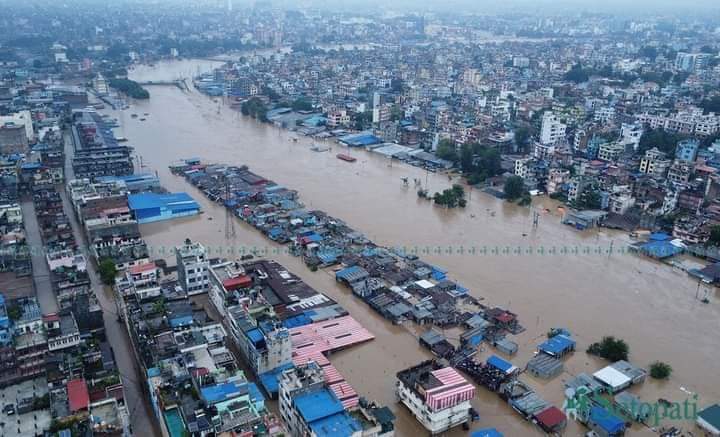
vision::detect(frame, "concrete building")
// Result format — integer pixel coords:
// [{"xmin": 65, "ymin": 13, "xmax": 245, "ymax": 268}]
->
[
  {"xmin": 396, "ymin": 361, "xmax": 474, "ymax": 434},
  {"xmin": 175, "ymin": 238, "xmax": 210, "ymax": 294},
  {"xmin": 0, "ymin": 123, "xmax": 29, "ymax": 155},
  {"xmin": 597, "ymin": 142, "xmax": 624, "ymax": 162},
  {"xmin": 93, "ymin": 73, "xmax": 110, "ymax": 95},
  {"xmin": 639, "ymin": 148, "xmax": 671, "ymax": 178},
  {"xmin": 279, "ymin": 362, "xmax": 394, "ymax": 437},
  {"xmin": 0, "ymin": 110, "xmax": 34, "ymax": 142},
  {"xmin": 675, "ymin": 139, "xmax": 699, "ymax": 162},
  {"xmin": 540, "ymin": 111, "xmax": 566, "ymax": 145}
]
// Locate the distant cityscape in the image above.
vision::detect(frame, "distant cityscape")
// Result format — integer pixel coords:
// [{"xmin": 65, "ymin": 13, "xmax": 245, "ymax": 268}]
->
[{"xmin": 1, "ymin": 1, "xmax": 720, "ymax": 437}]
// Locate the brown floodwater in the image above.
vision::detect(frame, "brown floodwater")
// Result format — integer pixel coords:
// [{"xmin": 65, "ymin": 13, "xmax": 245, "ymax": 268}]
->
[{"xmin": 100, "ymin": 60, "xmax": 719, "ymax": 436}]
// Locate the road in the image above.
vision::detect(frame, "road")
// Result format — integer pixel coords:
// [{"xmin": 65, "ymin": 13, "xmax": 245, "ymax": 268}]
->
[
  {"xmin": 19, "ymin": 199, "xmax": 58, "ymax": 315},
  {"xmin": 62, "ymin": 131, "xmax": 160, "ymax": 436}
]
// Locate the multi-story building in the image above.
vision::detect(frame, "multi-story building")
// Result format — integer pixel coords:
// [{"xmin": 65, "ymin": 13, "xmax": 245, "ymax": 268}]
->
[
  {"xmin": 675, "ymin": 139, "xmax": 699, "ymax": 162},
  {"xmin": 639, "ymin": 148, "xmax": 671, "ymax": 179},
  {"xmin": 539, "ymin": 111, "xmax": 566, "ymax": 145},
  {"xmin": 597, "ymin": 142, "xmax": 624, "ymax": 162},
  {"xmin": 280, "ymin": 361, "xmax": 395, "ymax": 437},
  {"xmin": 0, "ymin": 123, "xmax": 29, "ymax": 155},
  {"xmin": 176, "ymin": 238, "xmax": 210, "ymax": 295},
  {"xmin": 396, "ymin": 360, "xmax": 475, "ymax": 435},
  {"xmin": 547, "ymin": 168, "xmax": 571, "ymax": 195}
]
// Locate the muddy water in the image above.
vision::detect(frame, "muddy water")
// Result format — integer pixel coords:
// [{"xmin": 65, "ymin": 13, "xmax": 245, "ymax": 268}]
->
[{"xmin": 104, "ymin": 60, "xmax": 719, "ymax": 436}]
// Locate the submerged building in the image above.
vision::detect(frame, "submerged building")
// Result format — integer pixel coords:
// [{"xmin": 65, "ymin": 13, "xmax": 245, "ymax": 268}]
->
[
  {"xmin": 396, "ymin": 360, "xmax": 475, "ymax": 434},
  {"xmin": 127, "ymin": 192, "xmax": 200, "ymax": 224}
]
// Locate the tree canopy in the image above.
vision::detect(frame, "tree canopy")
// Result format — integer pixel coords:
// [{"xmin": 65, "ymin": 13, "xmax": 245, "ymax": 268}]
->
[
  {"xmin": 587, "ymin": 336, "xmax": 629, "ymax": 362},
  {"xmin": 435, "ymin": 139, "xmax": 458, "ymax": 162},
  {"xmin": 99, "ymin": 258, "xmax": 117, "ymax": 286},
  {"xmin": 638, "ymin": 128, "xmax": 684, "ymax": 154},
  {"xmin": 504, "ymin": 176, "xmax": 525, "ymax": 200}
]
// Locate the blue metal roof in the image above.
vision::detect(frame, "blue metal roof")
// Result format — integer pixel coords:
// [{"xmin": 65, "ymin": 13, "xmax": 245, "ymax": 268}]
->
[
  {"xmin": 294, "ymin": 388, "xmax": 345, "ymax": 423},
  {"xmin": 538, "ymin": 334, "xmax": 576, "ymax": 356},
  {"xmin": 258, "ymin": 363, "xmax": 294, "ymax": 395},
  {"xmin": 487, "ymin": 355, "xmax": 514, "ymax": 373},
  {"xmin": 246, "ymin": 328, "xmax": 264, "ymax": 345},
  {"xmin": 472, "ymin": 428, "xmax": 503, "ymax": 437},
  {"xmin": 128, "ymin": 192, "xmax": 198, "ymax": 211},
  {"xmin": 308, "ymin": 411, "xmax": 362, "ymax": 437},
  {"xmin": 201, "ymin": 381, "xmax": 247, "ymax": 404},
  {"xmin": 589, "ymin": 406, "xmax": 625, "ymax": 434},
  {"xmin": 283, "ymin": 312, "xmax": 314, "ymax": 329}
]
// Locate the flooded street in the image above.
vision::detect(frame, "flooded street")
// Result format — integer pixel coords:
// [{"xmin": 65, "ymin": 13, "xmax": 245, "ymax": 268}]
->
[{"xmin": 102, "ymin": 60, "xmax": 719, "ymax": 436}]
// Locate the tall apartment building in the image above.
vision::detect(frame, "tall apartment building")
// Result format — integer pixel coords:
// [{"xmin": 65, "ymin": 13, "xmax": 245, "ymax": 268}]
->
[
  {"xmin": 176, "ymin": 238, "xmax": 210, "ymax": 294},
  {"xmin": 540, "ymin": 111, "xmax": 567, "ymax": 145}
]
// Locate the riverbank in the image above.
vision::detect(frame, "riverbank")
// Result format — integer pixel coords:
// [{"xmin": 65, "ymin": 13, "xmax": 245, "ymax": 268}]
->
[{"xmin": 92, "ymin": 60, "xmax": 719, "ymax": 435}]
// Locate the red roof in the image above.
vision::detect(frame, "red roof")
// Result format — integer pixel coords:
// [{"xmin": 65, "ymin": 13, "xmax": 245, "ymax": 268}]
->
[
  {"xmin": 42, "ymin": 313, "xmax": 60, "ymax": 322},
  {"xmin": 222, "ymin": 275, "xmax": 252, "ymax": 290},
  {"xmin": 130, "ymin": 262, "xmax": 156, "ymax": 275},
  {"xmin": 495, "ymin": 312, "xmax": 515, "ymax": 323},
  {"xmin": 67, "ymin": 379, "xmax": 90, "ymax": 412},
  {"xmin": 535, "ymin": 406, "xmax": 567, "ymax": 429}
]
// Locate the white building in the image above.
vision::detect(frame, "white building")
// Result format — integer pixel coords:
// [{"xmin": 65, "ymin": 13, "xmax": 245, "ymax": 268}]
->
[
  {"xmin": 175, "ymin": 239, "xmax": 210, "ymax": 295},
  {"xmin": 514, "ymin": 157, "xmax": 534, "ymax": 178},
  {"xmin": 639, "ymin": 148, "xmax": 671, "ymax": 178},
  {"xmin": 396, "ymin": 361, "xmax": 474, "ymax": 434},
  {"xmin": 540, "ymin": 111, "xmax": 567, "ymax": 145},
  {"xmin": 93, "ymin": 73, "xmax": 109, "ymax": 95},
  {"xmin": 0, "ymin": 110, "xmax": 34, "ymax": 142},
  {"xmin": 597, "ymin": 142, "xmax": 624, "ymax": 162}
]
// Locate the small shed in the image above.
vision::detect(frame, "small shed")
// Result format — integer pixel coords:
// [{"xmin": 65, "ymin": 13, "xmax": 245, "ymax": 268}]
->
[
  {"xmin": 486, "ymin": 355, "xmax": 518, "ymax": 375},
  {"xmin": 493, "ymin": 338, "xmax": 518, "ymax": 356},
  {"xmin": 527, "ymin": 354, "xmax": 563, "ymax": 379},
  {"xmin": 460, "ymin": 326, "xmax": 484, "ymax": 347},
  {"xmin": 534, "ymin": 406, "xmax": 567, "ymax": 433},
  {"xmin": 593, "ymin": 366, "xmax": 631, "ymax": 393},
  {"xmin": 537, "ymin": 334, "xmax": 575, "ymax": 358},
  {"xmin": 588, "ymin": 405, "xmax": 626, "ymax": 437}
]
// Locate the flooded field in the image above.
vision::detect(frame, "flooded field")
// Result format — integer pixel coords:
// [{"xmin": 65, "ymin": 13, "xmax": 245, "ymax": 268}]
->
[{"xmin": 98, "ymin": 60, "xmax": 719, "ymax": 435}]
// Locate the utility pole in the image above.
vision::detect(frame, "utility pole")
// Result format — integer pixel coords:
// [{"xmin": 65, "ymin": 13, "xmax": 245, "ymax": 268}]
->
[{"xmin": 225, "ymin": 179, "xmax": 235, "ymax": 239}]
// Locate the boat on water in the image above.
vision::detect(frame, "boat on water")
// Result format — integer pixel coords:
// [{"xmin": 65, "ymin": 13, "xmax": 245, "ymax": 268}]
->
[
  {"xmin": 116, "ymin": 137, "xmax": 128, "ymax": 142},
  {"xmin": 337, "ymin": 153, "xmax": 356, "ymax": 162},
  {"xmin": 131, "ymin": 113, "xmax": 138, "ymax": 118},
  {"xmin": 139, "ymin": 118, "xmax": 146, "ymax": 121}
]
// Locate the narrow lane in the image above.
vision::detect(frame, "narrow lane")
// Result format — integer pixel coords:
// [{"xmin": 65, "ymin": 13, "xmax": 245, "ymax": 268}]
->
[
  {"xmin": 62, "ymin": 130, "xmax": 160, "ymax": 436},
  {"xmin": 19, "ymin": 198, "xmax": 58, "ymax": 315}
]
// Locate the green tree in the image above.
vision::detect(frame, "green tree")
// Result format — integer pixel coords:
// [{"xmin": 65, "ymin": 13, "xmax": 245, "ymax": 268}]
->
[
  {"xmin": 504, "ymin": 176, "xmax": 525, "ymax": 200},
  {"xmin": 638, "ymin": 128, "xmax": 684, "ymax": 154},
  {"xmin": 649, "ymin": 361, "xmax": 673, "ymax": 379},
  {"xmin": 706, "ymin": 225, "xmax": 720, "ymax": 247},
  {"xmin": 587, "ymin": 336, "xmax": 629, "ymax": 362},
  {"xmin": 435, "ymin": 139, "xmax": 458, "ymax": 162},
  {"xmin": 514, "ymin": 126, "xmax": 530, "ymax": 151},
  {"xmin": 98, "ymin": 258, "xmax": 118, "ymax": 286},
  {"xmin": 291, "ymin": 97, "xmax": 313, "ymax": 111},
  {"xmin": 564, "ymin": 63, "xmax": 590, "ymax": 84},
  {"xmin": 352, "ymin": 111, "xmax": 372, "ymax": 130}
]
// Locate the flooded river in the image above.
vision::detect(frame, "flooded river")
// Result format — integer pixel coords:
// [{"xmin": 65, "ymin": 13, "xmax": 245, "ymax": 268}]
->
[{"xmin": 102, "ymin": 60, "xmax": 719, "ymax": 436}]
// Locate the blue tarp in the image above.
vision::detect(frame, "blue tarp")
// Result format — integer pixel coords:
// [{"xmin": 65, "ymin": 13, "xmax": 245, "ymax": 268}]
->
[
  {"xmin": 283, "ymin": 312, "xmax": 314, "ymax": 329},
  {"xmin": 487, "ymin": 355, "xmax": 514, "ymax": 373},
  {"xmin": 538, "ymin": 334, "xmax": 576, "ymax": 356},
  {"xmin": 294, "ymin": 388, "xmax": 345, "ymax": 423},
  {"xmin": 309, "ymin": 411, "xmax": 362, "ymax": 437},
  {"xmin": 472, "ymin": 429, "xmax": 503, "ymax": 437},
  {"xmin": 589, "ymin": 406, "xmax": 625, "ymax": 434},
  {"xmin": 201, "ymin": 381, "xmax": 247, "ymax": 404},
  {"xmin": 258, "ymin": 363, "xmax": 294, "ymax": 396},
  {"xmin": 246, "ymin": 328, "xmax": 265, "ymax": 345}
]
